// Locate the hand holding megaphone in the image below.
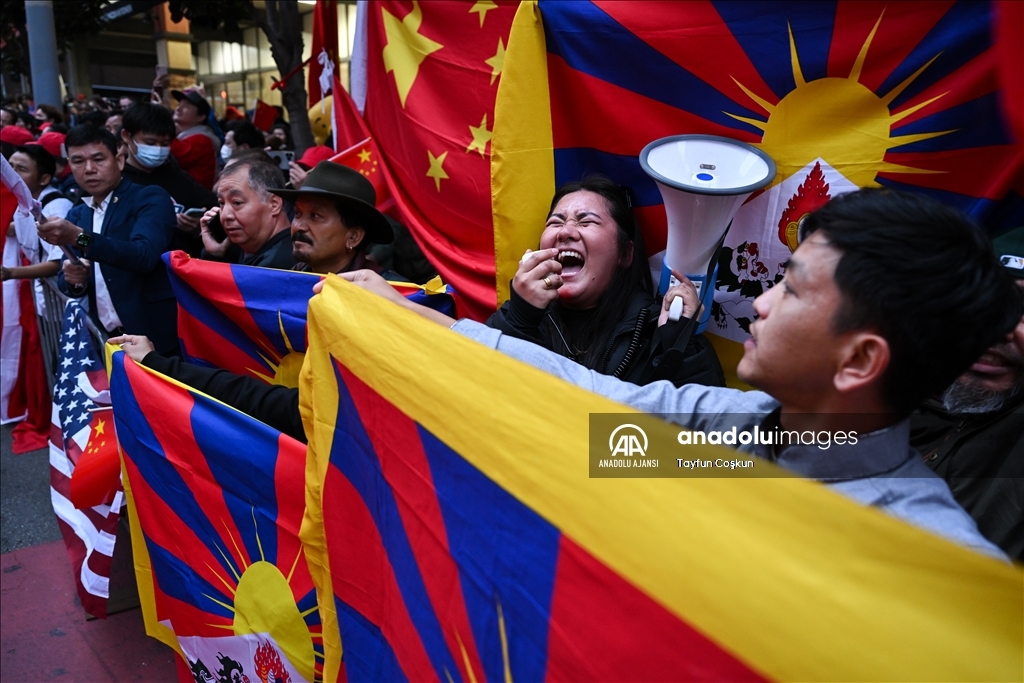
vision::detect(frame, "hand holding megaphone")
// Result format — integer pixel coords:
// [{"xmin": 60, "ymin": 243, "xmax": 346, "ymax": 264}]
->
[
  {"xmin": 514, "ymin": 248, "xmax": 563, "ymax": 308},
  {"xmin": 660, "ymin": 269, "xmax": 701, "ymax": 326}
]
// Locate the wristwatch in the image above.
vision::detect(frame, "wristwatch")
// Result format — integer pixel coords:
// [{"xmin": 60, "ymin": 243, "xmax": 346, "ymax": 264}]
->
[{"xmin": 75, "ymin": 231, "xmax": 93, "ymax": 251}]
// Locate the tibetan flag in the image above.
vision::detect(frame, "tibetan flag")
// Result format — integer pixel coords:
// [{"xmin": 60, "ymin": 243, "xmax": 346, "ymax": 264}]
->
[
  {"xmin": 300, "ymin": 276, "xmax": 1022, "ymax": 682},
  {"xmin": 164, "ymin": 251, "xmax": 455, "ymax": 386},
  {"xmin": 108, "ymin": 347, "xmax": 322, "ymax": 682},
  {"xmin": 358, "ymin": 0, "xmax": 519, "ymax": 320},
  {"xmin": 493, "ymin": 1, "xmax": 1024, "ymax": 384}
]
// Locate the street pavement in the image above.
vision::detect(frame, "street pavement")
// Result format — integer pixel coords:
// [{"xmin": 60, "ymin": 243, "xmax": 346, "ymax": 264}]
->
[{"xmin": 1, "ymin": 424, "xmax": 178, "ymax": 682}]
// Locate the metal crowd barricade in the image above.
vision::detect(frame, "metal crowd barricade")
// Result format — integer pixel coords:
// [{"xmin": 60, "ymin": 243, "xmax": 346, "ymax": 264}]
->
[{"xmin": 36, "ymin": 278, "xmax": 108, "ymax": 395}]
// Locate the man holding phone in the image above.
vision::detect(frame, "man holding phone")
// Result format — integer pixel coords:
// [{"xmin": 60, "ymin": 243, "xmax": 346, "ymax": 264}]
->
[
  {"xmin": 119, "ymin": 103, "xmax": 217, "ymax": 256},
  {"xmin": 198, "ymin": 158, "xmax": 295, "ymax": 270},
  {"xmin": 36, "ymin": 124, "xmax": 180, "ymax": 356}
]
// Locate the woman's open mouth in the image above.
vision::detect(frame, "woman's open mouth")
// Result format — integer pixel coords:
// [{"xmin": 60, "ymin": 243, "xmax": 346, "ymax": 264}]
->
[{"xmin": 557, "ymin": 249, "xmax": 585, "ymax": 277}]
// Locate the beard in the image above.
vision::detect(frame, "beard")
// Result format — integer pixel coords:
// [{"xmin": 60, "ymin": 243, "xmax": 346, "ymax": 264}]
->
[{"xmin": 940, "ymin": 379, "xmax": 1020, "ymax": 414}]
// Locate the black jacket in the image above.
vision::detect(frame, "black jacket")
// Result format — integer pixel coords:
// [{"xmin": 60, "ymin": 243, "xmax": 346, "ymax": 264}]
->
[
  {"xmin": 910, "ymin": 393, "xmax": 1023, "ymax": 560},
  {"xmin": 486, "ymin": 286, "xmax": 724, "ymax": 388},
  {"xmin": 241, "ymin": 228, "xmax": 296, "ymax": 270},
  {"xmin": 123, "ymin": 160, "xmax": 218, "ymax": 257}
]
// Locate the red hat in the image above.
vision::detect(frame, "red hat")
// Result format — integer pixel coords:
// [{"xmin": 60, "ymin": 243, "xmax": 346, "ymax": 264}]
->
[
  {"xmin": 223, "ymin": 105, "xmax": 244, "ymax": 122},
  {"xmin": 296, "ymin": 145, "xmax": 336, "ymax": 170},
  {"xmin": 0, "ymin": 126, "xmax": 35, "ymax": 146},
  {"xmin": 30, "ymin": 131, "xmax": 66, "ymax": 159}
]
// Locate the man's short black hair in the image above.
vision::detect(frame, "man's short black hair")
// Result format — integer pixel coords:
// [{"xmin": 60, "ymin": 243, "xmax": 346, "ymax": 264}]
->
[
  {"xmin": 121, "ymin": 103, "xmax": 175, "ymax": 139},
  {"xmin": 65, "ymin": 124, "xmax": 119, "ymax": 158},
  {"xmin": 14, "ymin": 144, "xmax": 56, "ymax": 179},
  {"xmin": 800, "ymin": 188, "xmax": 1023, "ymax": 415},
  {"xmin": 230, "ymin": 121, "xmax": 265, "ymax": 150}
]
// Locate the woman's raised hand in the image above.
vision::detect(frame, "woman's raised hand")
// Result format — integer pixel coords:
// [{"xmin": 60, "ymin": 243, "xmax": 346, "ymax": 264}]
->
[
  {"xmin": 659, "ymin": 270, "xmax": 702, "ymax": 327},
  {"xmin": 513, "ymin": 248, "xmax": 563, "ymax": 309}
]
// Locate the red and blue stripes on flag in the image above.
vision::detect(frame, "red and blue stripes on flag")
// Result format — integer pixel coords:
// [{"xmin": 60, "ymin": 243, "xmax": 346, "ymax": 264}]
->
[{"xmin": 109, "ymin": 349, "xmax": 323, "ymax": 681}]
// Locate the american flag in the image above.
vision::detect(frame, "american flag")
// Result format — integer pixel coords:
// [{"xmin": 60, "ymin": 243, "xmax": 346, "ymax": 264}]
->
[{"xmin": 49, "ymin": 300, "xmax": 123, "ymax": 618}]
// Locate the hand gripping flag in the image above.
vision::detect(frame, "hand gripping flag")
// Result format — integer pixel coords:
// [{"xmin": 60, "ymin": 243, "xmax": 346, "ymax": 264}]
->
[
  {"xmin": 300, "ymin": 276, "xmax": 1021, "ymax": 682},
  {"xmin": 493, "ymin": 1, "xmax": 1024, "ymax": 384},
  {"xmin": 357, "ymin": 0, "xmax": 519, "ymax": 319},
  {"xmin": 108, "ymin": 347, "xmax": 323, "ymax": 683},
  {"xmin": 49, "ymin": 300, "xmax": 123, "ymax": 618},
  {"xmin": 164, "ymin": 251, "xmax": 454, "ymax": 386}
]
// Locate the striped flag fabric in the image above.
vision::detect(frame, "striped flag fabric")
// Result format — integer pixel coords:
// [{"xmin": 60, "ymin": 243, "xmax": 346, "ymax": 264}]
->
[
  {"xmin": 301, "ymin": 276, "xmax": 1022, "ymax": 681},
  {"xmin": 49, "ymin": 300, "xmax": 122, "ymax": 618},
  {"xmin": 107, "ymin": 347, "xmax": 322, "ymax": 682},
  {"xmin": 164, "ymin": 251, "xmax": 455, "ymax": 388}
]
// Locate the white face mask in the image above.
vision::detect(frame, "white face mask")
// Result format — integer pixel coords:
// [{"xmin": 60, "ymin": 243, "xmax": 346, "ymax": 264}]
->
[
  {"xmin": 133, "ymin": 139, "xmax": 170, "ymax": 169},
  {"xmin": 220, "ymin": 144, "xmax": 233, "ymax": 161}
]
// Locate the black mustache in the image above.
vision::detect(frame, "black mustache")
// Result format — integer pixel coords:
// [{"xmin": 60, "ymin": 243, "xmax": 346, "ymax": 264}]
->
[{"xmin": 292, "ymin": 233, "xmax": 314, "ymax": 245}]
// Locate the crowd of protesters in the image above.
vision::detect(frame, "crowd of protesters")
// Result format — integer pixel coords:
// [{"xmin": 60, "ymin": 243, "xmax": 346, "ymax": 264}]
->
[{"xmin": 2, "ymin": 80, "xmax": 1021, "ymax": 566}]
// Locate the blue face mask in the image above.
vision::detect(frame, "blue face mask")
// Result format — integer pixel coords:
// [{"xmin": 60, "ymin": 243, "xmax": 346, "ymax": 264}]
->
[{"xmin": 133, "ymin": 139, "xmax": 170, "ymax": 169}]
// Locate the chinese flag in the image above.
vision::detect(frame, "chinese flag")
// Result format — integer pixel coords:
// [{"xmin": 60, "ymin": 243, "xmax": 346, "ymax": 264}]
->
[
  {"xmin": 331, "ymin": 138, "xmax": 392, "ymax": 212},
  {"xmin": 362, "ymin": 1, "xmax": 518, "ymax": 319},
  {"xmin": 252, "ymin": 99, "xmax": 277, "ymax": 133},
  {"xmin": 332, "ymin": 68, "xmax": 369, "ymax": 153},
  {"xmin": 309, "ymin": 0, "xmax": 340, "ymax": 109},
  {"xmin": 69, "ymin": 408, "xmax": 120, "ymax": 509}
]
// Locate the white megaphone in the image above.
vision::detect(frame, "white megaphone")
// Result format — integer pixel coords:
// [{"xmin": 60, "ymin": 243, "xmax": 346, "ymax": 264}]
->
[{"xmin": 640, "ymin": 134, "xmax": 776, "ymax": 333}]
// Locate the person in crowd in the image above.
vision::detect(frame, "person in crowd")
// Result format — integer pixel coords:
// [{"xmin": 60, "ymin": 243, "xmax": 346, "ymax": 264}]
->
[
  {"xmin": 0, "ymin": 108, "xmax": 14, "ymax": 128},
  {"xmin": 118, "ymin": 95, "xmax": 136, "ymax": 110},
  {"xmin": 119, "ymin": 103, "xmax": 217, "ymax": 256},
  {"xmin": 273, "ymin": 161, "xmax": 397, "ymax": 277},
  {"xmin": 287, "ymin": 145, "xmax": 335, "ymax": 190},
  {"xmin": 911, "ymin": 227, "xmax": 1024, "ymax": 560},
  {"xmin": 13, "ymin": 110, "xmax": 36, "ymax": 131},
  {"xmin": 1, "ymin": 124, "xmax": 35, "ymax": 149},
  {"xmin": 103, "ymin": 110, "xmax": 123, "ymax": 137},
  {"xmin": 36, "ymin": 124, "xmax": 179, "ymax": 355},
  {"xmin": 33, "ymin": 104, "xmax": 64, "ymax": 132},
  {"xmin": 221, "ymin": 120, "xmax": 266, "ymax": 162},
  {"xmin": 337, "ymin": 188, "xmax": 1023, "ymax": 559},
  {"xmin": 1, "ymin": 144, "xmax": 70, "ymax": 282},
  {"xmin": 170, "ymin": 88, "xmax": 219, "ymax": 190},
  {"xmin": 199, "ymin": 159, "xmax": 294, "ymax": 269},
  {"xmin": 110, "ymin": 162, "xmax": 403, "ymax": 439},
  {"xmin": 224, "ymin": 147, "xmax": 275, "ymax": 170},
  {"xmin": 266, "ymin": 121, "xmax": 293, "ymax": 151},
  {"xmin": 488, "ymin": 175, "xmax": 723, "ymax": 387}
]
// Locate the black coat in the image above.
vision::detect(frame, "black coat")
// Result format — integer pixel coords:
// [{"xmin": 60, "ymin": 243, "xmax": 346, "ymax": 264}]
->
[
  {"xmin": 910, "ymin": 393, "xmax": 1024, "ymax": 560},
  {"xmin": 486, "ymin": 286, "xmax": 724, "ymax": 388}
]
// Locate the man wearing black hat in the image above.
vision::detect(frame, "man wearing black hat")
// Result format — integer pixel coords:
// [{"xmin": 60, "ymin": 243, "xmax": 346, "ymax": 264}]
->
[
  {"xmin": 910, "ymin": 226, "xmax": 1024, "ymax": 560},
  {"xmin": 170, "ymin": 89, "xmax": 219, "ymax": 190},
  {"xmin": 110, "ymin": 162, "xmax": 402, "ymax": 441},
  {"xmin": 270, "ymin": 161, "xmax": 396, "ymax": 277}
]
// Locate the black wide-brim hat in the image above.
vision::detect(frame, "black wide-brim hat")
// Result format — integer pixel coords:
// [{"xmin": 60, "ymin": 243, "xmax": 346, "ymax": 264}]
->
[
  {"xmin": 271, "ymin": 161, "xmax": 393, "ymax": 244},
  {"xmin": 170, "ymin": 89, "xmax": 211, "ymax": 118}
]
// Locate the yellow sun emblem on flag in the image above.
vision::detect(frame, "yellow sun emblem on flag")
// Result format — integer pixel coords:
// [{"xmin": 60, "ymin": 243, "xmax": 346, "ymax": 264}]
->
[{"xmin": 726, "ymin": 13, "xmax": 952, "ymax": 188}]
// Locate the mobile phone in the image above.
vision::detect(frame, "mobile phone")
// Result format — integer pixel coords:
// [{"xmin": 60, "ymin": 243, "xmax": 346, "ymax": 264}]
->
[
  {"xmin": 207, "ymin": 213, "xmax": 226, "ymax": 243},
  {"xmin": 267, "ymin": 150, "xmax": 295, "ymax": 171},
  {"xmin": 183, "ymin": 207, "xmax": 206, "ymax": 218}
]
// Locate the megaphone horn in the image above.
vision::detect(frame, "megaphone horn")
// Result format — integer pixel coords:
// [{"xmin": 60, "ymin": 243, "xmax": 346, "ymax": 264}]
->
[{"xmin": 640, "ymin": 134, "xmax": 776, "ymax": 332}]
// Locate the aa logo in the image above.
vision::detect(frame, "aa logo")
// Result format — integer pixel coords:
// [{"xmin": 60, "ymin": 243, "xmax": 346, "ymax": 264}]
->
[{"xmin": 609, "ymin": 424, "xmax": 648, "ymax": 458}]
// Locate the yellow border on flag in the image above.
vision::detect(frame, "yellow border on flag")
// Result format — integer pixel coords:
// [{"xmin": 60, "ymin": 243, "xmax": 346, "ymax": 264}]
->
[
  {"xmin": 306, "ymin": 278, "xmax": 1023, "ymax": 682},
  {"xmin": 491, "ymin": 0, "xmax": 555, "ymax": 308},
  {"xmin": 105, "ymin": 344, "xmax": 183, "ymax": 658}
]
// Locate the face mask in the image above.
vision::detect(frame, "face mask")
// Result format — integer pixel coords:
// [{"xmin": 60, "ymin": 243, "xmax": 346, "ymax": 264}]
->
[
  {"xmin": 133, "ymin": 139, "xmax": 170, "ymax": 169},
  {"xmin": 220, "ymin": 144, "xmax": 233, "ymax": 161}
]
